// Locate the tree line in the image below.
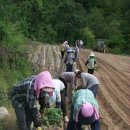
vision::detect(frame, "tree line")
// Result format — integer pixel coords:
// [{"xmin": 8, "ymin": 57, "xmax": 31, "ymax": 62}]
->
[{"xmin": 0, "ymin": 0, "xmax": 130, "ymax": 54}]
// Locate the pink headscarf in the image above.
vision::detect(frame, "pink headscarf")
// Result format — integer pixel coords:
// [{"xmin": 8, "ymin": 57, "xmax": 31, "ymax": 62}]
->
[
  {"xmin": 76, "ymin": 102, "xmax": 99, "ymax": 122},
  {"xmin": 81, "ymin": 103, "xmax": 94, "ymax": 117},
  {"xmin": 34, "ymin": 71, "xmax": 54, "ymax": 97}
]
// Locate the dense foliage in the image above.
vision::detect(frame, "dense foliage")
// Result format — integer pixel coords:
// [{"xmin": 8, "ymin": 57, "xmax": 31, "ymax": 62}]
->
[
  {"xmin": 0, "ymin": 45, "xmax": 33, "ymax": 106},
  {"xmin": 0, "ymin": 0, "xmax": 129, "ymax": 102},
  {"xmin": 0, "ymin": 0, "xmax": 130, "ymax": 53}
]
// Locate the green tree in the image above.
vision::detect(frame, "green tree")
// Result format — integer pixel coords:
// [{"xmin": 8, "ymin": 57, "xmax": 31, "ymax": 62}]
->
[
  {"xmin": 105, "ymin": 20, "xmax": 124, "ymax": 53},
  {"xmin": 87, "ymin": 7, "xmax": 106, "ymax": 38},
  {"xmin": 80, "ymin": 27, "xmax": 96, "ymax": 48},
  {"xmin": 53, "ymin": 0, "xmax": 87, "ymax": 41},
  {"xmin": 0, "ymin": 21, "xmax": 26, "ymax": 49}
]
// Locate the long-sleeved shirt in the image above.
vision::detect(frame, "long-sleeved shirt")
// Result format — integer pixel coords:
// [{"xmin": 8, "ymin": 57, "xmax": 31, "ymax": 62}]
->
[
  {"xmin": 52, "ymin": 79, "xmax": 67, "ymax": 116},
  {"xmin": 52, "ymin": 79, "xmax": 65, "ymax": 93},
  {"xmin": 85, "ymin": 57, "xmax": 96, "ymax": 69},
  {"xmin": 72, "ymin": 89, "xmax": 99, "ymax": 123},
  {"xmin": 81, "ymin": 73, "xmax": 99, "ymax": 89},
  {"xmin": 64, "ymin": 51, "xmax": 75, "ymax": 65},
  {"xmin": 60, "ymin": 44, "xmax": 65, "ymax": 52},
  {"xmin": 11, "ymin": 76, "xmax": 43, "ymax": 128},
  {"xmin": 11, "ymin": 76, "xmax": 37, "ymax": 109},
  {"xmin": 39, "ymin": 79, "xmax": 67, "ymax": 117},
  {"xmin": 59, "ymin": 72, "xmax": 76, "ymax": 89}
]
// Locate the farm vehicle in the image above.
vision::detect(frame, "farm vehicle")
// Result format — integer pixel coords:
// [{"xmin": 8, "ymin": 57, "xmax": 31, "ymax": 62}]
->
[{"xmin": 93, "ymin": 39, "xmax": 108, "ymax": 53}]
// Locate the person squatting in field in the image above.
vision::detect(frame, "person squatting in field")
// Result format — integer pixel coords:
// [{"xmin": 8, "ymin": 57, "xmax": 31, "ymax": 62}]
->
[
  {"xmin": 60, "ymin": 41, "xmax": 67, "ymax": 59},
  {"xmin": 85, "ymin": 52, "xmax": 96, "ymax": 74},
  {"xmin": 75, "ymin": 71, "xmax": 100, "ymax": 97},
  {"xmin": 39, "ymin": 78, "xmax": 69, "ymax": 123},
  {"xmin": 67, "ymin": 89, "xmax": 100, "ymax": 130}
]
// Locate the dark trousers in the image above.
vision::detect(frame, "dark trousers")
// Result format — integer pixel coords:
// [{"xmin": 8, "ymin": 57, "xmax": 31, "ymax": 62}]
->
[
  {"xmin": 13, "ymin": 106, "xmax": 33, "ymax": 130},
  {"xmin": 66, "ymin": 63, "xmax": 73, "ymax": 72},
  {"xmin": 59, "ymin": 77, "xmax": 68, "ymax": 117},
  {"xmin": 74, "ymin": 120, "xmax": 100, "ymax": 130},
  {"xmin": 61, "ymin": 51, "xmax": 65, "ymax": 59},
  {"xmin": 88, "ymin": 84, "xmax": 99, "ymax": 97},
  {"xmin": 74, "ymin": 53, "xmax": 78, "ymax": 62},
  {"xmin": 88, "ymin": 68, "xmax": 94, "ymax": 74},
  {"xmin": 67, "ymin": 106, "xmax": 100, "ymax": 130},
  {"xmin": 59, "ymin": 77, "xmax": 68, "ymax": 97}
]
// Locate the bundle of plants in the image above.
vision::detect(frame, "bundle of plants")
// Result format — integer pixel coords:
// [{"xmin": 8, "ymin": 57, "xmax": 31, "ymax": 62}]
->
[
  {"xmin": 94, "ymin": 64, "xmax": 100, "ymax": 71},
  {"xmin": 41, "ymin": 108, "xmax": 62, "ymax": 128}
]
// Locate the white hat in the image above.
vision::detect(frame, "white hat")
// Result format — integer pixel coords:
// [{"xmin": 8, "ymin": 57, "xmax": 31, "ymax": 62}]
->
[
  {"xmin": 64, "ymin": 41, "xmax": 68, "ymax": 44},
  {"xmin": 75, "ymin": 69, "xmax": 81, "ymax": 74},
  {"xmin": 75, "ymin": 69, "xmax": 79, "ymax": 72},
  {"xmin": 89, "ymin": 52, "xmax": 95, "ymax": 57}
]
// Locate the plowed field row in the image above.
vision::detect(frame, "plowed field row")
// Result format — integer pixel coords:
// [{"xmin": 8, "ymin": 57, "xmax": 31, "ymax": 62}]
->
[
  {"xmin": 78, "ymin": 49, "xmax": 130, "ymax": 130},
  {"xmin": 29, "ymin": 44, "xmax": 130, "ymax": 130}
]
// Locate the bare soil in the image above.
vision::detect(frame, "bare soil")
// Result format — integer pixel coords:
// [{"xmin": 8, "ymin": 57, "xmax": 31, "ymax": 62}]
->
[
  {"xmin": 78, "ymin": 49, "xmax": 130, "ymax": 130},
  {"xmin": 29, "ymin": 44, "xmax": 130, "ymax": 130},
  {"xmin": 2, "ymin": 44, "xmax": 129, "ymax": 130}
]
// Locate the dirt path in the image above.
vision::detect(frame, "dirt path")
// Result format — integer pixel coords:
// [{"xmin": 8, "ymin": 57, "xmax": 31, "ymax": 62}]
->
[{"xmin": 28, "ymin": 44, "xmax": 130, "ymax": 130}]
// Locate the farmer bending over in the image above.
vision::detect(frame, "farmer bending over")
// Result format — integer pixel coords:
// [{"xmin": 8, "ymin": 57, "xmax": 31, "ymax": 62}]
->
[
  {"xmin": 75, "ymin": 71, "xmax": 100, "ymax": 97},
  {"xmin": 39, "ymin": 79, "xmax": 69, "ymax": 123},
  {"xmin": 59, "ymin": 70, "xmax": 80, "ymax": 103},
  {"xmin": 67, "ymin": 89, "xmax": 100, "ymax": 130},
  {"xmin": 11, "ymin": 71, "xmax": 54, "ymax": 130}
]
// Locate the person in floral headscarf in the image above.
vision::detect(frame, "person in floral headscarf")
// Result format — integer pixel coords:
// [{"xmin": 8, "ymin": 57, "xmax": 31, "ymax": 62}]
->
[{"xmin": 11, "ymin": 71, "xmax": 55, "ymax": 130}]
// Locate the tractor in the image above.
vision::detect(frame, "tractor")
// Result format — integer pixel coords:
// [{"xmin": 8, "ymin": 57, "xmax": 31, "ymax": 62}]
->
[{"xmin": 94, "ymin": 39, "xmax": 108, "ymax": 53}]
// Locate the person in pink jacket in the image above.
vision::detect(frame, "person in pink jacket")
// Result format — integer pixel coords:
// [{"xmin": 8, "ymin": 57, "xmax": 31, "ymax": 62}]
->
[{"xmin": 11, "ymin": 71, "xmax": 57, "ymax": 130}]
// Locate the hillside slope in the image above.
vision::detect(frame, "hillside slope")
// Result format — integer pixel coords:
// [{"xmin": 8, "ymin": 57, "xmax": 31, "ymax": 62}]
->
[{"xmin": 29, "ymin": 44, "xmax": 130, "ymax": 130}]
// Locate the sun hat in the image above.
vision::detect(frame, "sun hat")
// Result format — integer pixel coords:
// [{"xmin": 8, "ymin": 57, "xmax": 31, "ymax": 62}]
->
[
  {"xmin": 75, "ymin": 69, "xmax": 81, "ymax": 76},
  {"xmin": 89, "ymin": 52, "xmax": 95, "ymax": 57},
  {"xmin": 75, "ymin": 69, "xmax": 80, "ymax": 73}
]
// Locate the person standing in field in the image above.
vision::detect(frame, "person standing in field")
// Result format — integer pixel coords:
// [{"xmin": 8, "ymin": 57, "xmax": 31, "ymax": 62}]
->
[
  {"xmin": 79, "ymin": 40, "xmax": 84, "ymax": 48},
  {"xmin": 85, "ymin": 52, "xmax": 96, "ymax": 74},
  {"xmin": 63, "ymin": 40, "xmax": 69, "ymax": 51},
  {"xmin": 64, "ymin": 48, "xmax": 76, "ymax": 72},
  {"xmin": 74, "ymin": 45, "xmax": 79, "ymax": 62},
  {"xmin": 60, "ymin": 42, "xmax": 66, "ymax": 59},
  {"xmin": 67, "ymin": 89, "xmax": 100, "ymax": 130},
  {"xmin": 11, "ymin": 71, "xmax": 55, "ymax": 130}
]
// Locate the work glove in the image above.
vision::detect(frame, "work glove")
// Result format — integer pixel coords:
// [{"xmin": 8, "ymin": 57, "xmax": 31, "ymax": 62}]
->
[
  {"xmin": 64, "ymin": 116, "xmax": 69, "ymax": 123},
  {"xmin": 39, "ymin": 107, "xmax": 44, "ymax": 114},
  {"xmin": 46, "ymin": 102, "xmax": 50, "ymax": 108},
  {"xmin": 56, "ymin": 102, "xmax": 61, "ymax": 108},
  {"xmin": 72, "ymin": 90, "xmax": 75, "ymax": 95},
  {"xmin": 34, "ymin": 113, "xmax": 42, "ymax": 128},
  {"xmin": 31, "ymin": 108, "xmax": 42, "ymax": 128}
]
